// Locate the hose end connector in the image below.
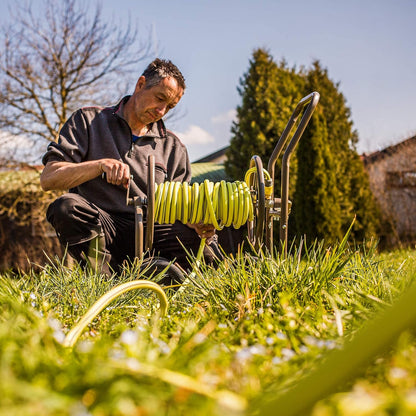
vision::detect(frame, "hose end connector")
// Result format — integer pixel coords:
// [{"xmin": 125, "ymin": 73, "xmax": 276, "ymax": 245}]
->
[{"xmin": 265, "ymin": 179, "xmax": 273, "ymax": 200}]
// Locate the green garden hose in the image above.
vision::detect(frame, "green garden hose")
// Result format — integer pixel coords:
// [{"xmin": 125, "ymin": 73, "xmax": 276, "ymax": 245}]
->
[{"xmin": 63, "ymin": 280, "xmax": 168, "ymax": 348}]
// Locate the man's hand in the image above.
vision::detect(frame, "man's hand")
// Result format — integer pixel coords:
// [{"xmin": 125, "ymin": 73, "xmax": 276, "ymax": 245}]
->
[
  {"xmin": 99, "ymin": 159, "xmax": 130, "ymax": 189},
  {"xmin": 187, "ymin": 222, "xmax": 216, "ymax": 240}
]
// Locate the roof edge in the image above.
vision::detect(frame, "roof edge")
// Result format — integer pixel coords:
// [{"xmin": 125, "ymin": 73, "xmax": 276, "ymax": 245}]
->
[{"xmin": 362, "ymin": 135, "xmax": 416, "ymax": 164}]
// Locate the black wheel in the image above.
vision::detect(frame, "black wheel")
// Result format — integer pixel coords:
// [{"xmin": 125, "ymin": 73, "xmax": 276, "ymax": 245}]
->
[
  {"xmin": 246, "ymin": 155, "xmax": 265, "ymax": 250},
  {"xmin": 140, "ymin": 257, "xmax": 185, "ymax": 288}
]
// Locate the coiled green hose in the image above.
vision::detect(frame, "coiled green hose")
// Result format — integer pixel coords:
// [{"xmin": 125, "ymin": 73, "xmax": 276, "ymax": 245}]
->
[
  {"xmin": 154, "ymin": 179, "xmax": 254, "ymax": 230},
  {"xmin": 153, "ymin": 168, "xmax": 272, "ymax": 230}
]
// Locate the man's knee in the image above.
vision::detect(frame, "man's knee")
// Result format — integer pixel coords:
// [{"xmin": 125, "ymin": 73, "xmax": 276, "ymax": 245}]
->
[
  {"xmin": 47, "ymin": 194, "xmax": 102, "ymax": 246},
  {"xmin": 47, "ymin": 194, "xmax": 80, "ymax": 224}
]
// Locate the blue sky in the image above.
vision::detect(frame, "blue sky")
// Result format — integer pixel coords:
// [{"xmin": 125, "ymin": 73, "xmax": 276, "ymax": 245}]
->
[{"xmin": 1, "ymin": 0, "xmax": 415, "ymax": 162}]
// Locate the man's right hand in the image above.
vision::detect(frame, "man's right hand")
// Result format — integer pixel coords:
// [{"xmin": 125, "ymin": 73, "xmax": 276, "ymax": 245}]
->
[{"xmin": 99, "ymin": 159, "xmax": 130, "ymax": 189}]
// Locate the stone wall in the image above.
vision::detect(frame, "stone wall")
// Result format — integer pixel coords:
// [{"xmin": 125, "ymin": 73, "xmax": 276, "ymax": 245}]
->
[{"xmin": 364, "ymin": 136, "xmax": 416, "ymax": 247}]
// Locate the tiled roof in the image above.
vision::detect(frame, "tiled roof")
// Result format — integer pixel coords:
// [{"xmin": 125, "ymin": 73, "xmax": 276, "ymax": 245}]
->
[
  {"xmin": 362, "ymin": 135, "xmax": 416, "ymax": 165},
  {"xmin": 192, "ymin": 146, "xmax": 229, "ymax": 163},
  {"xmin": 190, "ymin": 163, "xmax": 232, "ymax": 184}
]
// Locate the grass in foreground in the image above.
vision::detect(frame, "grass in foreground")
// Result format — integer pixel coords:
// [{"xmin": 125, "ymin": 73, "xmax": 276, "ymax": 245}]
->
[{"xmin": 0, "ymin": 241, "xmax": 415, "ymax": 415}]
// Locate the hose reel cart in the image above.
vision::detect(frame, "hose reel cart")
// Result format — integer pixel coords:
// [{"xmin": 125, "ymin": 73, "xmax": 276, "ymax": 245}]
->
[{"xmin": 127, "ymin": 92, "xmax": 320, "ymax": 280}]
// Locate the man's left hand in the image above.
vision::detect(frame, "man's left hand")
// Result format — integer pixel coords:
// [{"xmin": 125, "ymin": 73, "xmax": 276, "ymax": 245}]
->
[{"xmin": 187, "ymin": 222, "xmax": 216, "ymax": 240}]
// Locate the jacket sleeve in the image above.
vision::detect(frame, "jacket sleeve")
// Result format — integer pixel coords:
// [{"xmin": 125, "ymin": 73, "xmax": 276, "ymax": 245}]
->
[
  {"xmin": 42, "ymin": 109, "xmax": 89, "ymax": 165},
  {"xmin": 173, "ymin": 146, "xmax": 192, "ymax": 183},
  {"xmin": 165, "ymin": 132, "xmax": 192, "ymax": 183}
]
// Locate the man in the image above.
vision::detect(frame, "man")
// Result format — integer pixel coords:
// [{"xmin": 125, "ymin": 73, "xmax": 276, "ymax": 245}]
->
[{"xmin": 40, "ymin": 58, "xmax": 217, "ymax": 275}]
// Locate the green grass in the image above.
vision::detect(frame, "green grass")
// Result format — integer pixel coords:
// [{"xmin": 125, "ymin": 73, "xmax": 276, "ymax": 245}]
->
[{"xmin": 0, "ymin": 241, "xmax": 415, "ymax": 415}]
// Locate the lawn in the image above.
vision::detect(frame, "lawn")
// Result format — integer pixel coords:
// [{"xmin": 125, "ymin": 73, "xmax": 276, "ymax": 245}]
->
[{"xmin": 0, "ymin": 238, "xmax": 415, "ymax": 415}]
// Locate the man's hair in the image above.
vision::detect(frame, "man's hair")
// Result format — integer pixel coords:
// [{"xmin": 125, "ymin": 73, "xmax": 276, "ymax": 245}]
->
[{"xmin": 141, "ymin": 58, "xmax": 186, "ymax": 91}]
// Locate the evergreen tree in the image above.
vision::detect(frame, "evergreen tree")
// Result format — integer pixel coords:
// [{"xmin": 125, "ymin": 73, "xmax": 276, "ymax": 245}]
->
[
  {"xmin": 228, "ymin": 52, "xmax": 380, "ymax": 245},
  {"xmin": 225, "ymin": 48, "xmax": 303, "ymax": 186},
  {"xmin": 294, "ymin": 61, "xmax": 380, "ymax": 243},
  {"xmin": 294, "ymin": 106, "xmax": 343, "ymax": 242}
]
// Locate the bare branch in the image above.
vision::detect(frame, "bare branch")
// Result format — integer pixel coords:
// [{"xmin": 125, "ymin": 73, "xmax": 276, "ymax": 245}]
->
[{"xmin": 0, "ymin": 0, "xmax": 153, "ymax": 151}]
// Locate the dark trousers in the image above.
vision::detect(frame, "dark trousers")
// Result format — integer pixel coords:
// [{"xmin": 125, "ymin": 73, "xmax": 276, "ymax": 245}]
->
[{"xmin": 46, "ymin": 193, "xmax": 221, "ymax": 272}]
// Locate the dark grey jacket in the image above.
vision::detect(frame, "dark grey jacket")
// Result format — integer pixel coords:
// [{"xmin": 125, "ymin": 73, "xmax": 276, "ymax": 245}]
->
[{"xmin": 42, "ymin": 96, "xmax": 191, "ymax": 214}]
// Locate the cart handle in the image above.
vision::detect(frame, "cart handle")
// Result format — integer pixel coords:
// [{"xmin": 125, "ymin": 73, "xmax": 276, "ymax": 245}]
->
[{"xmin": 267, "ymin": 92, "xmax": 320, "ymax": 255}]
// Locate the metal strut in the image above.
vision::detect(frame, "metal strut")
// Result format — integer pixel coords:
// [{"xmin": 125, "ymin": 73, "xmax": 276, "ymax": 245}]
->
[
  {"xmin": 126, "ymin": 155, "xmax": 156, "ymax": 258},
  {"xmin": 266, "ymin": 91, "xmax": 320, "ymax": 256}
]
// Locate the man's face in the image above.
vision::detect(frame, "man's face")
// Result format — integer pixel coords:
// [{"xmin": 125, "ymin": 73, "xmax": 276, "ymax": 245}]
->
[{"xmin": 131, "ymin": 76, "xmax": 184, "ymax": 126}]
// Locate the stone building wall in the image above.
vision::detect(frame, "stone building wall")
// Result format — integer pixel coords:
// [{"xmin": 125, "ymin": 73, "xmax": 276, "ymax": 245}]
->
[{"xmin": 363, "ymin": 136, "xmax": 416, "ymax": 247}]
